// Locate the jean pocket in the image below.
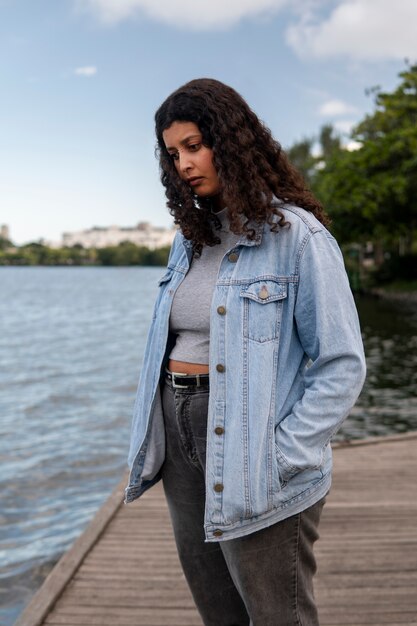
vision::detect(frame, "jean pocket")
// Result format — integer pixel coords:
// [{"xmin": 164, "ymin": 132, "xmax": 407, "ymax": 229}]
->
[{"xmin": 240, "ymin": 280, "xmax": 287, "ymax": 343}]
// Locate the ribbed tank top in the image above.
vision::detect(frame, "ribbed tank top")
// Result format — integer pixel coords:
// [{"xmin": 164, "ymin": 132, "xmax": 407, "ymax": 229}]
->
[{"xmin": 169, "ymin": 208, "xmax": 240, "ymax": 364}]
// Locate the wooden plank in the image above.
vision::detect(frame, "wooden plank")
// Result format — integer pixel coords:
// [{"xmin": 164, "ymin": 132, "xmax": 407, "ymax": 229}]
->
[
  {"xmin": 15, "ymin": 433, "xmax": 417, "ymax": 626},
  {"xmin": 333, "ymin": 430, "xmax": 417, "ymax": 447},
  {"xmin": 13, "ymin": 474, "xmax": 129, "ymax": 626},
  {"xmin": 318, "ymin": 613, "xmax": 417, "ymax": 625},
  {"xmin": 44, "ymin": 606, "xmax": 202, "ymax": 626}
]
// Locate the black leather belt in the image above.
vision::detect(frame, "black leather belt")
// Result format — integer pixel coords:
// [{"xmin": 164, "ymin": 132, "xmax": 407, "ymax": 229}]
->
[{"xmin": 165, "ymin": 369, "xmax": 210, "ymax": 389}]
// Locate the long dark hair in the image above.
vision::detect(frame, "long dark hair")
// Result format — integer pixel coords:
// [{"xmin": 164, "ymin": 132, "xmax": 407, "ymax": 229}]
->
[{"xmin": 155, "ymin": 78, "xmax": 328, "ymax": 253}]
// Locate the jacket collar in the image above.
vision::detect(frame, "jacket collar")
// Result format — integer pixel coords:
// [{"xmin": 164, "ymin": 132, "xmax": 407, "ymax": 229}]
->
[
  {"xmin": 180, "ymin": 215, "xmax": 265, "ymax": 251},
  {"xmin": 236, "ymin": 220, "xmax": 264, "ymax": 247}
]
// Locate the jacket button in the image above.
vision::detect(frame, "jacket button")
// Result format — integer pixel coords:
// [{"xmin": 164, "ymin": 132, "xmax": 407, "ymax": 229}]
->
[
  {"xmin": 217, "ymin": 305, "xmax": 226, "ymax": 315},
  {"xmin": 259, "ymin": 286, "xmax": 269, "ymax": 299},
  {"xmin": 228, "ymin": 252, "xmax": 239, "ymax": 263},
  {"xmin": 213, "ymin": 529, "xmax": 223, "ymax": 537},
  {"xmin": 216, "ymin": 364, "xmax": 225, "ymax": 373},
  {"xmin": 214, "ymin": 426, "xmax": 224, "ymax": 435},
  {"xmin": 214, "ymin": 483, "xmax": 224, "ymax": 492}
]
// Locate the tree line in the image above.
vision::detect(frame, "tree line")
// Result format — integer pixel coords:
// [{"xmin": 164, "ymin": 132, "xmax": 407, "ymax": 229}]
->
[{"xmin": 0, "ymin": 239, "xmax": 171, "ymax": 267}]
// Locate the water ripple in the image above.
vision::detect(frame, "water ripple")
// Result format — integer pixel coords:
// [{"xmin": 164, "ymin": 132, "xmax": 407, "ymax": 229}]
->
[{"xmin": 1, "ymin": 268, "xmax": 416, "ymax": 625}]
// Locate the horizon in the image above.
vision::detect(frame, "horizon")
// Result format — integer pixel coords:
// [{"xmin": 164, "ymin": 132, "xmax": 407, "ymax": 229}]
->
[
  {"xmin": 1, "ymin": 218, "xmax": 176, "ymax": 247},
  {"xmin": 1, "ymin": 0, "xmax": 416, "ymax": 244}
]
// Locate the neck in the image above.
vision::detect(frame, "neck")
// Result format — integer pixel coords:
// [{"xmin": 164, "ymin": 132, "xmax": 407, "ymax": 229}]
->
[{"xmin": 210, "ymin": 194, "xmax": 226, "ymax": 213}]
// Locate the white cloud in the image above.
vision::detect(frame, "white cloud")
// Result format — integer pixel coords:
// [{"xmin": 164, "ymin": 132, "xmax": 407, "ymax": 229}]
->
[
  {"xmin": 333, "ymin": 119, "xmax": 356, "ymax": 134},
  {"xmin": 74, "ymin": 65, "xmax": 98, "ymax": 76},
  {"xmin": 76, "ymin": 0, "xmax": 289, "ymax": 29},
  {"xmin": 74, "ymin": 0, "xmax": 417, "ymax": 59},
  {"xmin": 318, "ymin": 99, "xmax": 358, "ymax": 117},
  {"xmin": 345, "ymin": 139, "xmax": 362, "ymax": 151},
  {"xmin": 286, "ymin": 0, "xmax": 417, "ymax": 60}
]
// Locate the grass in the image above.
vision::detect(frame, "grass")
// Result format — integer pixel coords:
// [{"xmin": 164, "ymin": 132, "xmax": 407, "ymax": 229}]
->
[{"xmin": 381, "ymin": 280, "xmax": 417, "ymax": 292}]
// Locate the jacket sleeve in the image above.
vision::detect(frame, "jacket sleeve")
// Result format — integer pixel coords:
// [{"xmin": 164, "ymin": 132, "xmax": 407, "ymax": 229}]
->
[{"xmin": 275, "ymin": 229, "xmax": 366, "ymax": 480}]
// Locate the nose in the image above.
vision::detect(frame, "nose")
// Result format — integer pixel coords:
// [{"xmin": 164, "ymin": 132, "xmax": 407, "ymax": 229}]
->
[{"xmin": 178, "ymin": 150, "xmax": 193, "ymax": 175}]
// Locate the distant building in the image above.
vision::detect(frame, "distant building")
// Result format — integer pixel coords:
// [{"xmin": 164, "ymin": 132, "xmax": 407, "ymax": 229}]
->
[
  {"xmin": 1, "ymin": 224, "xmax": 10, "ymax": 241},
  {"xmin": 62, "ymin": 222, "xmax": 176, "ymax": 250}
]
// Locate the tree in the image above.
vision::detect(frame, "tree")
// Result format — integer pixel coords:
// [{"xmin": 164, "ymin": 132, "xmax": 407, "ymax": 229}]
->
[
  {"xmin": 0, "ymin": 236, "xmax": 13, "ymax": 251},
  {"xmin": 286, "ymin": 137, "xmax": 316, "ymax": 185},
  {"xmin": 314, "ymin": 63, "xmax": 417, "ymax": 249},
  {"xmin": 286, "ymin": 124, "xmax": 342, "ymax": 187},
  {"xmin": 318, "ymin": 124, "xmax": 342, "ymax": 161}
]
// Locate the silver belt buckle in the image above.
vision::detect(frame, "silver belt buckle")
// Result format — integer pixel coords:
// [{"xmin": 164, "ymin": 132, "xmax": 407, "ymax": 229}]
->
[{"xmin": 171, "ymin": 371, "xmax": 192, "ymax": 389}]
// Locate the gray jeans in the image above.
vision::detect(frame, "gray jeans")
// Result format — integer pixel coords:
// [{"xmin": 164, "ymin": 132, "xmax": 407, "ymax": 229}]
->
[{"xmin": 161, "ymin": 378, "xmax": 325, "ymax": 626}]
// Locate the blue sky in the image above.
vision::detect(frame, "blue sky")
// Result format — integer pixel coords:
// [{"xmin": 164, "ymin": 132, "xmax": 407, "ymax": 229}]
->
[{"xmin": 1, "ymin": 0, "xmax": 416, "ymax": 244}]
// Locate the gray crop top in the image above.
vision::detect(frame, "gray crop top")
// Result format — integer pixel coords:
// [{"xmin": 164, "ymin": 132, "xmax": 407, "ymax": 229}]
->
[{"xmin": 169, "ymin": 208, "xmax": 240, "ymax": 365}]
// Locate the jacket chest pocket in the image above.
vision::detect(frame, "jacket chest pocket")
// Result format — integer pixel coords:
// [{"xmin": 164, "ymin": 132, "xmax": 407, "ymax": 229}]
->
[{"xmin": 240, "ymin": 280, "xmax": 287, "ymax": 343}]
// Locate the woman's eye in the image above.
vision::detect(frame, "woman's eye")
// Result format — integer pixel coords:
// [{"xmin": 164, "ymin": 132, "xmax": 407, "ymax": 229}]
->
[
  {"xmin": 188, "ymin": 143, "xmax": 201, "ymax": 151},
  {"xmin": 169, "ymin": 152, "xmax": 179, "ymax": 161}
]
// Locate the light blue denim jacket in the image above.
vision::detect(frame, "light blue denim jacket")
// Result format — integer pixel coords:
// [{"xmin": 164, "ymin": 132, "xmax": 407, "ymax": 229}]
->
[{"xmin": 125, "ymin": 205, "xmax": 366, "ymax": 541}]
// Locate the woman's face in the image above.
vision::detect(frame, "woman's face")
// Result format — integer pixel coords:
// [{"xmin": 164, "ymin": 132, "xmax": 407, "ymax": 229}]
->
[{"xmin": 162, "ymin": 121, "xmax": 222, "ymax": 204}]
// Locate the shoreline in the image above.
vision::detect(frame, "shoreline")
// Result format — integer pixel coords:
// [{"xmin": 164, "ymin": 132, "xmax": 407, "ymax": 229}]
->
[{"xmin": 369, "ymin": 287, "xmax": 417, "ymax": 305}]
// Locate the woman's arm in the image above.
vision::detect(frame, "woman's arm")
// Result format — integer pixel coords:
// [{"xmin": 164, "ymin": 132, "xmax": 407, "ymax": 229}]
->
[{"xmin": 275, "ymin": 229, "xmax": 366, "ymax": 479}]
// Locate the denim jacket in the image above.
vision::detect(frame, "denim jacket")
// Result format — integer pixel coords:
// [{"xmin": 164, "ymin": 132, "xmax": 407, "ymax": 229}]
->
[{"xmin": 125, "ymin": 205, "xmax": 366, "ymax": 541}]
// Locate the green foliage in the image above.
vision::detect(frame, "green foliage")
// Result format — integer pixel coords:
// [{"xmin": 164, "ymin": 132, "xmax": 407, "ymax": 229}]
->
[
  {"xmin": 0, "ymin": 241, "xmax": 170, "ymax": 267},
  {"xmin": 318, "ymin": 124, "xmax": 342, "ymax": 161},
  {"xmin": 148, "ymin": 246, "xmax": 171, "ymax": 266},
  {"xmin": 95, "ymin": 242, "xmax": 170, "ymax": 266},
  {"xmin": 286, "ymin": 124, "xmax": 342, "ymax": 187},
  {"xmin": 0, "ymin": 236, "xmax": 12, "ymax": 251},
  {"xmin": 0, "ymin": 243, "xmax": 99, "ymax": 266},
  {"xmin": 312, "ymin": 63, "xmax": 417, "ymax": 249},
  {"xmin": 286, "ymin": 137, "xmax": 316, "ymax": 184},
  {"xmin": 373, "ymin": 254, "xmax": 417, "ymax": 284},
  {"xmin": 380, "ymin": 279, "xmax": 417, "ymax": 292}
]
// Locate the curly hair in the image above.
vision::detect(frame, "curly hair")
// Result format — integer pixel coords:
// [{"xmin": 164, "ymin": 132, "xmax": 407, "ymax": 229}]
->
[{"xmin": 155, "ymin": 78, "xmax": 329, "ymax": 254}]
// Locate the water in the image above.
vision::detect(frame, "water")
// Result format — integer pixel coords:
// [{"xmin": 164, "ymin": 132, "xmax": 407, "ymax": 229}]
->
[
  {"xmin": 1, "ymin": 267, "xmax": 416, "ymax": 625},
  {"xmin": 341, "ymin": 295, "xmax": 417, "ymax": 439},
  {"xmin": 0, "ymin": 267, "xmax": 160, "ymax": 625}
]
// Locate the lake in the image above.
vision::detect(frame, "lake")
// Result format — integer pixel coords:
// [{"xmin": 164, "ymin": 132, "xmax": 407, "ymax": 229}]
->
[{"xmin": 1, "ymin": 267, "xmax": 416, "ymax": 625}]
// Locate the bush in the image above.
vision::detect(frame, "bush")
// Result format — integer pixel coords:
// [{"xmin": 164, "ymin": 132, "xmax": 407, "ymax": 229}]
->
[{"xmin": 374, "ymin": 254, "xmax": 417, "ymax": 283}]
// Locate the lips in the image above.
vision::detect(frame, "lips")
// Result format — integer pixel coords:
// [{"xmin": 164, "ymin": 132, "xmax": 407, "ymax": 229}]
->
[{"xmin": 187, "ymin": 176, "xmax": 204, "ymax": 186}]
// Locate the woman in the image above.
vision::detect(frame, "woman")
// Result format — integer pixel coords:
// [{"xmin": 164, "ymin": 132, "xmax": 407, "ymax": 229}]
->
[{"xmin": 125, "ymin": 78, "xmax": 366, "ymax": 625}]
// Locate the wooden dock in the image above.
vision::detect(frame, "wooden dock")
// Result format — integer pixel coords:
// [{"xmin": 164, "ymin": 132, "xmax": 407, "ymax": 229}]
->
[{"xmin": 15, "ymin": 432, "xmax": 417, "ymax": 626}]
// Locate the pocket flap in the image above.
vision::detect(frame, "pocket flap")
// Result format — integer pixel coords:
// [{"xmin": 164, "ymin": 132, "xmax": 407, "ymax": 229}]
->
[{"xmin": 241, "ymin": 280, "xmax": 287, "ymax": 304}]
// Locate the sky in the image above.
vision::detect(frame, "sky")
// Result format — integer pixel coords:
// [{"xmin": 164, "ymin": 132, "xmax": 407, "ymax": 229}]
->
[{"xmin": 1, "ymin": 0, "xmax": 416, "ymax": 245}]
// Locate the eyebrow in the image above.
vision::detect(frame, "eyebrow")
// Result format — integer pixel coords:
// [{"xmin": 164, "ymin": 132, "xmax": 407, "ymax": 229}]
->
[{"xmin": 165, "ymin": 134, "xmax": 202, "ymax": 151}]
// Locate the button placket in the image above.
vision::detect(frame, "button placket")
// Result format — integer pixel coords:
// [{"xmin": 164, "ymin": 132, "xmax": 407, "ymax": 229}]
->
[{"xmin": 210, "ymin": 285, "xmax": 227, "ymax": 523}]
